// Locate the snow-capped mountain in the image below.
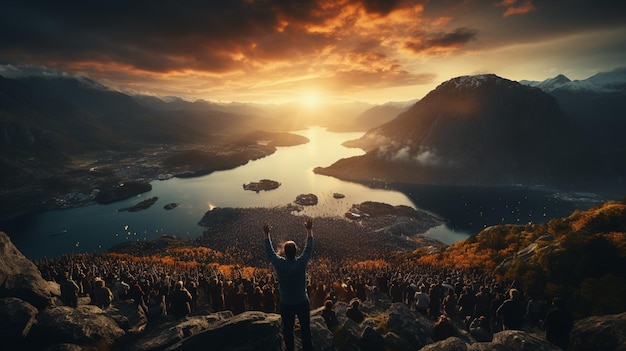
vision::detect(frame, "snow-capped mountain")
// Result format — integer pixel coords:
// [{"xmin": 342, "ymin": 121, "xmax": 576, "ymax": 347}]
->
[
  {"xmin": 317, "ymin": 74, "xmax": 614, "ymax": 187},
  {"xmin": 525, "ymin": 68, "xmax": 626, "ymax": 178},
  {"xmin": 520, "ymin": 67, "xmax": 626, "ymax": 93},
  {"xmin": 520, "ymin": 74, "xmax": 571, "ymax": 91}
]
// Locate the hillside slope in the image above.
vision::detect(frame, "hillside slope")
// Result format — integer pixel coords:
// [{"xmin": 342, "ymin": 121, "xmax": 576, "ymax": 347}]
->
[
  {"xmin": 417, "ymin": 199, "xmax": 626, "ymax": 317},
  {"xmin": 316, "ymin": 74, "xmax": 614, "ymax": 187}
]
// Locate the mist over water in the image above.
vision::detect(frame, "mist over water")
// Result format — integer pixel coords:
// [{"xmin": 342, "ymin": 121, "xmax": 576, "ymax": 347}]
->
[{"xmin": 2, "ymin": 126, "xmax": 595, "ymax": 260}]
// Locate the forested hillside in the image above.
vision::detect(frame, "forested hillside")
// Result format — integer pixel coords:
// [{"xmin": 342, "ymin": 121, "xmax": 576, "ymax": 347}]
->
[{"xmin": 417, "ymin": 199, "xmax": 626, "ymax": 317}]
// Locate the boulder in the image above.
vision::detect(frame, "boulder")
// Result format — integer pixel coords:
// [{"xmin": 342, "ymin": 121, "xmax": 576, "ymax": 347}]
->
[
  {"xmin": 104, "ymin": 299, "xmax": 148, "ymax": 334},
  {"xmin": 385, "ymin": 302, "xmax": 433, "ymax": 349},
  {"xmin": 164, "ymin": 311, "xmax": 282, "ymax": 351},
  {"xmin": 310, "ymin": 315, "xmax": 336, "ymax": 351},
  {"xmin": 383, "ymin": 331, "xmax": 413, "ymax": 351},
  {"xmin": 570, "ymin": 312, "xmax": 626, "ymax": 351},
  {"xmin": 490, "ymin": 330, "xmax": 561, "ymax": 351},
  {"xmin": 0, "ymin": 297, "xmax": 38, "ymax": 342},
  {"xmin": 420, "ymin": 336, "xmax": 474, "ymax": 351},
  {"xmin": 43, "ymin": 344, "xmax": 83, "ymax": 351},
  {"xmin": 420, "ymin": 331, "xmax": 562, "ymax": 351},
  {"xmin": 332, "ymin": 318, "xmax": 361, "ymax": 351},
  {"xmin": 0, "ymin": 232, "xmax": 55, "ymax": 309},
  {"xmin": 360, "ymin": 326, "xmax": 386, "ymax": 351},
  {"xmin": 128, "ymin": 311, "xmax": 233, "ymax": 351},
  {"xmin": 29, "ymin": 305, "xmax": 125, "ymax": 350}
]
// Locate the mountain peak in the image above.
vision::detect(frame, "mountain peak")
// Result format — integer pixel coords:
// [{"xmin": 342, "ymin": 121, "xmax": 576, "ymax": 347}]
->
[
  {"xmin": 322, "ymin": 72, "xmax": 608, "ymax": 186},
  {"xmin": 444, "ymin": 74, "xmax": 504, "ymax": 90}
]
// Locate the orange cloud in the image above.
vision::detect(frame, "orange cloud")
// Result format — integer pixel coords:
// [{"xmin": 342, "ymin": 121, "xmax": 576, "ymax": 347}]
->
[{"xmin": 495, "ymin": 0, "xmax": 537, "ymax": 17}]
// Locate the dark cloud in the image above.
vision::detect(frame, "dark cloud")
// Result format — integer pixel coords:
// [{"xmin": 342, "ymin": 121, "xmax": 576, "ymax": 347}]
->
[
  {"xmin": 446, "ymin": 0, "xmax": 626, "ymax": 51},
  {"xmin": 1, "ymin": 0, "xmax": 624, "ymax": 101},
  {"xmin": 0, "ymin": 0, "xmax": 335, "ymax": 73},
  {"xmin": 360, "ymin": 0, "xmax": 407, "ymax": 15},
  {"xmin": 405, "ymin": 28, "xmax": 478, "ymax": 54}
]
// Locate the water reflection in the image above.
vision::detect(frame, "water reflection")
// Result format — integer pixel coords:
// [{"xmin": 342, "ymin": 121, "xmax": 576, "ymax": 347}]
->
[
  {"xmin": 2, "ymin": 127, "xmax": 419, "ymax": 259},
  {"xmin": 1, "ymin": 126, "xmax": 600, "ymax": 260}
]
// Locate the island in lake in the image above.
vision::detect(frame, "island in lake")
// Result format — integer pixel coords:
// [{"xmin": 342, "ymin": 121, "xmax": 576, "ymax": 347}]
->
[
  {"xmin": 243, "ymin": 179, "xmax": 281, "ymax": 192},
  {"xmin": 117, "ymin": 197, "xmax": 159, "ymax": 212}
]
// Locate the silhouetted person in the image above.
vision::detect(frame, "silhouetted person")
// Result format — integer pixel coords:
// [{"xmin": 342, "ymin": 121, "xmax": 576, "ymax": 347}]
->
[
  {"xmin": 443, "ymin": 290, "xmax": 457, "ymax": 317},
  {"xmin": 232, "ymin": 284, "xmax": 247, "ymax": 315},
  {"xmin": 475, "ymin": 286, "xmax": 492, "ymax": 321},
  {"xmin": 168, "ymin": 280, "xmax": 192, "ymax": 318},
  {"xmin": 129, "ymin": 280, "xmax": 148, "ymax": 312},
  {"xmin": 496, "ymin": 288, "xmax": 525, "ymax": 330},
  {"xmin": 346, "ymin": 298, "xmax": 365, "ymax": 323},
  {"xmin": 209, "ymin": 278, "xmax": 224, "ymax": 312},
  {"xmin": 262, "ymin": 283, "xmax": 276, "ymax": 313},
  {"xmin": 321, "ymin": 299, "xmax": 338, "ymax": 330},
  {"xmin": 264, "ymin": 219, "xmax": 314, "ymax": 351},
  {"xmin": 414, "ymin": 284, "xmax": 430, "ymax": 315},
  {"xmin": 458, "ymin": 286, "xmax": 476, "ymax": 319},
  {"xmin": 250, "ymin": 286, "xmax": 264, "ymax": 311},
  {"xmin": 60, "ymin": 271, "xmax": 79, "ymax": 307},
  {"xmin": 92, "ymin": 278, "xmax": 113, "ymax": 309},
  {"xmin": 542, "ymin": 297, "xmax": 573, "ymax": 350},
  {"xmin": 429, "ymin": 281, "xmax": 444, "ymax": 318}
]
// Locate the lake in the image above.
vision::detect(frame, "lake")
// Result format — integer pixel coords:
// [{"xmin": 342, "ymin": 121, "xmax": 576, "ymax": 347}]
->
[{"xmin": 1, "ymin": 126, "xmax": 595, "ymax": 260}]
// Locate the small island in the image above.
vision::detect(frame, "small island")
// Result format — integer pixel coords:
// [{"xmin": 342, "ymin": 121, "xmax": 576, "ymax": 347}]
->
[
  {"xmin": 117, "ymin": 197, "xmax": 159, "ymax": 212},
  {"xmin": 243, "ymin": 179, "xmax": 281, "ymax": 192},
  {"xmin": 295, "ymin": 193, "xmax": 318, "ymax": 206},
  {"xmin": 163, "ymin": 202, "xmax": 178, "ymax": 210}
]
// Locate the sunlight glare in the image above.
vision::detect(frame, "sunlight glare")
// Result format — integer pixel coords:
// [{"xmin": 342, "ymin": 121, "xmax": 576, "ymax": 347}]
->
[{"xmin": 299, "ymin": 91, "xmax": 323, "ymax": 108}]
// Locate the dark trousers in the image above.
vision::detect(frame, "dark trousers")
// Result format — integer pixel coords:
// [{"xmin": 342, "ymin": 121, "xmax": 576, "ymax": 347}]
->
[{"xmin": 280, "ymin": 300, "xmax": 312, "ymax": 351}]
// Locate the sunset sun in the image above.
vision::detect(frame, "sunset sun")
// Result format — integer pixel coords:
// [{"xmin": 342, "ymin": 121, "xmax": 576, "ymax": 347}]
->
[{"xmin": 299, "ymin": 91, "xmax": 324, "ymax": 108}]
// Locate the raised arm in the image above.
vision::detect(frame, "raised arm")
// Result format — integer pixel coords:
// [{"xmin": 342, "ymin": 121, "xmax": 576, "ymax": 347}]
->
[
  {"xmin": 304, "ymin": 218, "xmax": 313, "ymax": 238},
  {"xmin": 263, "ymin": 223, "xmax": 271, "ymax": 239},
  {"xmin": 301, "ymin": 218, "xmax": 314, "ymax": 262},
  {"xmin": 263, "ymin": 223, "xmax": 281, "ymax": 265}
]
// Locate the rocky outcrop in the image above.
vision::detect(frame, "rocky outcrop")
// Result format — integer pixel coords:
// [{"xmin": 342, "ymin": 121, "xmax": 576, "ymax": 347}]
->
[
  {"xmin": 0, "ymin": 297, "xmax": 38, "ymax": 342},
  {"xmin": 164, "ymin": 311, "xmax": 283, "ymax": 351},
  {"xmin": 420, "ymin": 331, "xmax": 561, "ymax": 351},
  {"xmin": 0, "ymin": 232, "xmax": 56, "ymax": 310},
  {"xmin": 127, "ymin": 311, "xmax": 233, "ymax": 351},
  {"xmin": 385, "ymin": 302, "xmax": 434, "ymax": 349},
  {"xmin": 570, "ymin": 312, "xmax": 626, "ymax": 351},
  {"xmin": 490, "ymin": 330, "xmax": 561, "ymax": 350},
  {"xmin": 104, "ymin": 299, "xmax": 148, "ymax": 335},
  {"xmin": 29, "ymin": 305, "xmax": 125, "ymax": 349},
  {"xmin": 1, "ymin": 231, "xmax": 624, "ymax": 351}
]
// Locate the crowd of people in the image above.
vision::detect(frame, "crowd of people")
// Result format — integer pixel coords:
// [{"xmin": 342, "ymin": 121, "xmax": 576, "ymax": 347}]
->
[{"xmin": 35, "ymin": 209, "xmax": 573, "ymax": 349}]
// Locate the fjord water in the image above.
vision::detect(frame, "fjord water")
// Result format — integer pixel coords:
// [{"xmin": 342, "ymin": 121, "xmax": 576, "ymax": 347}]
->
[
  {"xmin": 2, "ymin": 127, "xmax": 415, "ymax": 259},
  {"xmin": 3, "ymin": 127, "xmax": 581, "ymax": 260}
]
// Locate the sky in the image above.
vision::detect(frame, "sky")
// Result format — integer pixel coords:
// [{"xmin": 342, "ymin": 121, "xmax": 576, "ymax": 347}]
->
[{"xmin": 1, "ymin": 0, "xmax": 625, "ymax": 105}]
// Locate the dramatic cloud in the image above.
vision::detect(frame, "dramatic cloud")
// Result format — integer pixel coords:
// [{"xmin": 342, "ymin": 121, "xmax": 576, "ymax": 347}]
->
[
  {"xmin": 405, "ymin": 28, "xmax": 478, "ymax": 55},
  {"xmin": 0, "ymin": 0, "xmax": 624, "ymax": 102}
]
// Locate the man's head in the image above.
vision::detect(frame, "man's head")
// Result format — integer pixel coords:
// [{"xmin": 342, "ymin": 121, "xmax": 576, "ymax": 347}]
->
[{"xmin": 284, "ymin": 240, "xmax": 297, "ymax": 259}]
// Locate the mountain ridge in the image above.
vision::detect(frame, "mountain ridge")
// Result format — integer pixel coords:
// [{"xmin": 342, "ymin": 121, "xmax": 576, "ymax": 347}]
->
[{"xmin": 316, "ymin": 74, "xmax": 614, "ymax": 187}]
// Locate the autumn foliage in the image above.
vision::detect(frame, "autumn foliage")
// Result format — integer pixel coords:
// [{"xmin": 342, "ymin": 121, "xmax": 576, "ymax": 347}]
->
[{"xmin": 416, "ymin": 199, "xmax": 626, "ymax": 317}]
